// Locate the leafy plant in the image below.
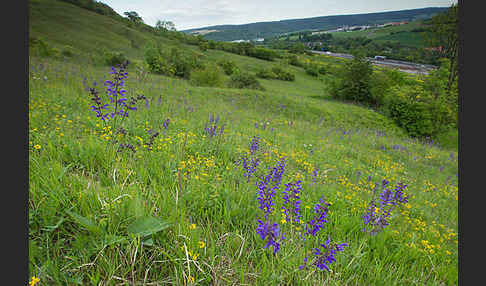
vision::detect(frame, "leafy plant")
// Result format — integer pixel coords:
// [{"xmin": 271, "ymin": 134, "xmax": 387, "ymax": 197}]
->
[{"xmin": 228, "ymin": 71, "xmax": 265, "ymax": 90}]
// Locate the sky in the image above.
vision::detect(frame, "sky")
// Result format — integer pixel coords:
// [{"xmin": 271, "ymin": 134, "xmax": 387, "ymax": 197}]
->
[{"xmin": 101, "ymin": 0, "xmax": 457, "ymax": 31}]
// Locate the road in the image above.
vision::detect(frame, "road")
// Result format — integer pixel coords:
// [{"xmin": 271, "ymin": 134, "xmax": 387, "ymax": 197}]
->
[{"xmin": 310, "ymin": 50, "xmax": 437, "ymax": 75}]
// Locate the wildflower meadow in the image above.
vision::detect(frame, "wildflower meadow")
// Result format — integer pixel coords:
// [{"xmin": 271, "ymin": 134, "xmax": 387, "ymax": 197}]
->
[{"xmin": 28, "ymin": 54, "xmax": 458, "ymax": 285}]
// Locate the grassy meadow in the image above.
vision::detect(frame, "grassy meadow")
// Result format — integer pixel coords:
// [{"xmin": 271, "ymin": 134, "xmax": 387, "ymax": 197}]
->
[
  {"xmin": 330, "ymin": 20, "xmax": 428, "ymax": 48},
  {"xmin": 28, "ymin": 1, "xmax": 458, "ymax": 285}
]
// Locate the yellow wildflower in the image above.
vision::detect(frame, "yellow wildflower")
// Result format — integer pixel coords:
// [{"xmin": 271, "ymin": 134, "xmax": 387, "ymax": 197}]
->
[
  {"xmin": 188, "ymin": 275, "xmax": 195, "ymax": 284},
  {"xmin": 198, "ymin": 241, "xmax": 205, "ymax": 248},
  {"xmin": 29, "ymin": 276, "xmax": 40, "ymax": 286},
  {"xmin": 33, "ymin": 144, "xmax": 41, "ymax": 150}
]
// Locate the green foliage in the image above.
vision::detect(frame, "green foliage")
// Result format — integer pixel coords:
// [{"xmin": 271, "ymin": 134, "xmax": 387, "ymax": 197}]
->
[
  {"xmin": 286, "ymin": 54, "xmax": 304, "ymax": 67},
  {"xmin": 256, "ymin": 66, "xmax": 295, "ymax": 81},
  {"xmin": 196, "ymin": 7, "xmax": 446, "ymax": 42},
  {"xmin": 383, "ymin": 85, "xmax": 451, "ymax": 137},
  {"xmin": 190, "ymin": 63, "xmax": 224, "ymax": 87},
  {"xmin": 58, "ymin": 0, "xmax": 123, "ymax": 19},
  {"xmin": 29, "ymin": 36, "xmax": 58, "ymax": 58},
  {"xmin": 61, "ymin": 45, "xmax": 75, "ymax": 57},
  {"xmin": 144, "ymin": 43, "xmax": 204, "ymax": 79},
  {"xmin": 256, "ymin": 68, "xmax": 277, "ymax": 79},
  {"xmin": 124, "ymin": 11, "xmax": 144, "ymax": 24},
  {"xmin": 217, "ymin": 59, "xmax": 238, "ymax": 75},
  {"xmin": 330, "ymin": 53, "xmax": 374, "ymax": 105},
  {"xmin": 103, "ymin": 50, "xmax": 128, "ymax": 67},
  {"xmin": 199, "ymin": 41, "xmax": 209, "ymax": 52},
  {"xmin": 248, "ymin": 47, "xmax": 279, "ymax": 61},
  {"xmin": 370, "ymin": 68, "xmax": 409, "ymax": 107},
  {"xmin": 228, "ymin": 71, "xmax": 265, "ymax": 90},
  {"xmin": 304, "ymin": 63, "xmax": 320, "ymax": 77},
  {"xmin": 426, "ymin": 4, "xmax": 458, "ymax": 92},
  {"xmin": 271, "ymin": 66, "xmax": 295, "ymax": 81},
  {"xmin": 318, "ymin": 65, "xmax": 328, "ymax": 75}
]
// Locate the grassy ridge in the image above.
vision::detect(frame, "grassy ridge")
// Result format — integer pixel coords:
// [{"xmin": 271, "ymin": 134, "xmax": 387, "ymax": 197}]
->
[
  {"xmin": 183, "ymin": 7, "xmax": 447, "ymax": 42},
  {"xmin": 331, "ymin": 20, "xmax": 429, "ymax": 48},
  {"xmin": 28, "ymin": 1, "xmax": 457, "ymax": 285}
]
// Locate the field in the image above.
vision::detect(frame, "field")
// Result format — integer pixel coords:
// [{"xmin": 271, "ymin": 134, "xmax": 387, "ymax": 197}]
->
[
  {"xmin": 28, "ymin": 1, "xmax": 458, "ymax": 285},
  {"xmin": 330, "ymin": 20, "xmax": 429, "ymax": 48}
]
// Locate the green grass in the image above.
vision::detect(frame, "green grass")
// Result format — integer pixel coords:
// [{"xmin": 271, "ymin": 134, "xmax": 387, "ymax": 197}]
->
[
  {"xmin": 28, "ymin": 2, "xmax": 457, "ymax": 285},
  {"xmin": 331, "ymin": 20, "xmax": 428, "ymax": 48}
]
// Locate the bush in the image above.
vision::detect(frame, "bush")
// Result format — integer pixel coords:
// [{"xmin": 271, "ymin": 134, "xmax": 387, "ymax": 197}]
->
[
  {"xmin": 248, "ymin": 47, "xmax": 278, "ymax": 61},
  {"xmin": 271, "ymin": 66, "xmax": 295, "ymax": 81},
  {"xmin": 330, "ymin": 53, "xmax": 374, "ymax": 105},
  {"xmin": 218, "ymin": 59, "xmax": 238, "ymax": 75},
  {"xmin": 383, "ymin": 85, "xmax": 452, "ymax": 138},
  {"xmin": 304, "ymin": 63, "xmax": 319, "ymax": 77},
  {"xmin": 190, "ymin": 63, "xmax": 224, "ymax": 87},
  {"xmin": 229, "ymin": 71, "xmax": 265, "ymax": 90},
  {"xmin": 256, "ymin": 68, "xmax": 277, "ymax": 79},
  {"xmin": 370, "ymin": 68, "xmax": 409, "ymax": 107},
  {"xmin": 318, "ymin": 65, "xmax": 327, "ymax": 75},
  {"xmin": 287, "ymin": 54, "xmax": 304, "ymax": 67},
  {"xmin": 256, "ymin": 66, "xmax": 295, "ymax": 81},
  {"xmin": 104, "ymin": 50, "xmax": 128, "ymax": 66},
  {"xmin": 61, "ymin": 45, "xmax": 75, "ymax": 57},
  {"xmin": 144, "ymin": 43, "xmax": 203, "ymax": 79},
  {"xmin": 29, "ymin": 37, "xmax": 56, "ymax": 57},
  {"xmin": 199, "ymin": 41, "xmax": 209, "ymax": 52}
]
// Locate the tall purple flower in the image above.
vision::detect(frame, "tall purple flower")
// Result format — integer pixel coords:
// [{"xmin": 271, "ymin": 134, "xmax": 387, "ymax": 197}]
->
[
  {"xmin": 237, "ymin": 136, "xmax": 261, "ymax": 182},
  {"xmin": 311, "ymin": 168, "xmax": 319, "ymax": 185},
  {"xmin": 362, "ymin": 180, "xmax": 409, "ymax": 235},
  {"xmin": 282, "ymin": 180, "xmax": 302, "ymax": 224},
  {"xmin": 255, "ymin": 159, "xmax": 287, "ymax": 254},
  {"xmin": 313, "ymin": 238, "xmax": 348, "ymax": 271},
  {"xmin": 256, "ymin": 220, "xmax": 284, "ymax": 254},
  {"xmin": 163, "ymin": 118, "xmax": 170, "ymax": 130},
  {"xmin": 305, "ymin": 194, "xmax": 330, "ymax": 237}
]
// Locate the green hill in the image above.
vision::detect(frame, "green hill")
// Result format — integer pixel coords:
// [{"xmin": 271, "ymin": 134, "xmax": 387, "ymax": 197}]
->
[
  {"xmin": 28, "ymin": 1, "xmax": 457, "ymax": 285},
  {"xmin": 182, "ymin": 7, "xmax": 447, "ymax": 41}
]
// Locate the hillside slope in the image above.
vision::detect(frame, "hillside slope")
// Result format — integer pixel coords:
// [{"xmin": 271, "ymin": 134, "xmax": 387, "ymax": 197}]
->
[
  {"xmin": 28, "ymin": 1, "xmax": 457, "ymax": 285},
  {"xmin": 29, "ymin": 0, "xmax": 177, "ymax": 59},
  {"xmin": 182, "ymin": 7, "xmax": 447, "ymax": 41}
]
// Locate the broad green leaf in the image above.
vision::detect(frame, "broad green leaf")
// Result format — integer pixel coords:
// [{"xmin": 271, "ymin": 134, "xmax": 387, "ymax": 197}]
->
[
  {"xmin": 66, "ymin": 210, "xmax": 103, "ymax": 235},
  {"xmin": 127, "ymin": 216, "xmax": 170, "ymax": 237}
]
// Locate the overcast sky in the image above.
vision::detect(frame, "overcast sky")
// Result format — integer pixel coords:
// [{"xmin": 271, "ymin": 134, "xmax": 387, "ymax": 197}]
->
[{"xmin": 101, "ymin": 0, "xmax": 457, "ymax": 31}]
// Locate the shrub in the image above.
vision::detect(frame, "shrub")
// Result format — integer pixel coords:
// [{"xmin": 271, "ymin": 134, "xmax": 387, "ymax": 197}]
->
[
  {"xmin": 190, "ymin": 63, "xmax": 224, "ymax": 87},
  {"xmin": 104, "ymin": 50, "xmax": 128, "ymax": 67},
  {"xmin": 304, "ymin": 63, "xmax": 319, "ymax": 77},
  {"xmin": 248, "ymin": 47, "xmax": 278, "ymax": 61},
  {"xmin": 229, "ymin": 71, "xmax": 265, "ymax": 90},
  {"xmin": 271, "ymin": 66, "xmax": 295, "ymax": 81},
  {"xmin": 144, "ymin": 43, "xmax": 203, "ymax": 79},
  {"xmin": 330, "ymin": 53, "xmax": 374, "ymax": 105},
  {"xmin": 199, "ymin": 41, "xmax": 209, "ymax": 52},
  {"xmin": 287, "ymin": 54, "xmax": 304, "ymax": 67},
  {"xmin": 383, "ymin": 85, "xmax": 452, "ymax": 138},
  {"xmin": 318, "ymin": 65, "xmax": 327, "ymax": 75},
  {"xmin": 256, "ymin": 68, "xmax": 277, "ymax": 79},
  {"xmin": 61, "ymin": 45, "xmax": 75, "ymax": 57},
  {"xmin": 29, "ymin": 37, "xmax": 56, "ymax": 57},
  {"xmin": 218, "ymin": 59, "xmax": 238, "ymax": 75},
  {"xmin": 256, "ymin": 66, "xmax": 295, "ymax": 81},
  {"xmin": 370, "ymin": 68, "xmax": 409, "ymax": 107}
]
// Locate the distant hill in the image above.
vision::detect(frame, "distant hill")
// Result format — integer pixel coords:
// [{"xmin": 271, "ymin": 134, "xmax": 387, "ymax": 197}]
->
[{"xmin": 182, "ymin": 7, "xmax": 448, "ymax": 42}]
